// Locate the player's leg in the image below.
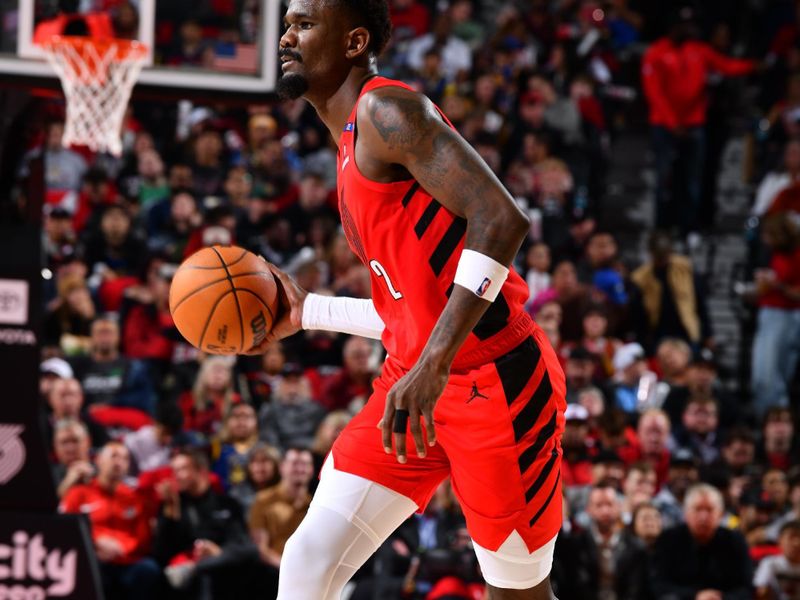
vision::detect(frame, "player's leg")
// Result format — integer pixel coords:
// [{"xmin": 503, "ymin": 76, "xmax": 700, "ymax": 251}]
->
[
  {"xmin": 435, "ymin": 329, "xmax": 565, "ymax": 600},
  {"xmin": 473, "ymin": 532, "xmax": 558, "ymax": 599},
  {"xmin": 277, "ymin": 460, "xmax": 417, "ymax": 600}
]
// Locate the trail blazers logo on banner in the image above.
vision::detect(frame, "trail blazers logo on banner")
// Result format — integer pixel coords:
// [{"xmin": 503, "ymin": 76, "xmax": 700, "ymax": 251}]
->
[
  {"xmin": 0, "ymin": 279, "xmax": 28, "ymax": 325},
  {"xmin": 0, "ymin": 425, "xmax": 25, "ymax": 484}
]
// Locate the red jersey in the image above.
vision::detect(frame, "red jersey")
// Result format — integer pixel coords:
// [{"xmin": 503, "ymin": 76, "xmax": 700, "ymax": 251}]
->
[
  {"xmin": 337, "ymin": 77, "xmax": 534, "ymax": 370},
  {"xmin": 60, "ymin": 479, "xmax": 151, "ymax": 564}
]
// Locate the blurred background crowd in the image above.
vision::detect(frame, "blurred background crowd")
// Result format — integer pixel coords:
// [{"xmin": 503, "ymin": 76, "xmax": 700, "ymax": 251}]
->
[{"xmin": 10, "ymin": 0, "xmax": 800, "ymax": 598}]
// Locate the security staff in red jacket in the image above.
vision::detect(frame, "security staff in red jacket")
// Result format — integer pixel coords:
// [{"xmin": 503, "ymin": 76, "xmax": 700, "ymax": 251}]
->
[{"xmin": 642, "ymin": 7, "xmax": 755, "ymax": 240}]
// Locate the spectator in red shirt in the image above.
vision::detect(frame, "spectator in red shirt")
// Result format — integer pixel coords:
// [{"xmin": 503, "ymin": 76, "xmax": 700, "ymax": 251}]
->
[
  {"xmin": 751, "ymin": 213, "xmax": 800, "ymax": 417},
  {"xmin": 390, "ymin": 0, "xmax": 430, "ymax": 42},
  {"xmin": 318, "ymin": 336, "xmax": 375, "ymax": 411},
  {"xmin": 60, "ymin": 441, "xmax": 159, "ymax": 600},
  {"xmin": 562, "ymin": 404, "xmax": 594, "ymax": 488},
  {"xmin": 642, "ymin": 7, "xmax": 755, "ymax": 239}
]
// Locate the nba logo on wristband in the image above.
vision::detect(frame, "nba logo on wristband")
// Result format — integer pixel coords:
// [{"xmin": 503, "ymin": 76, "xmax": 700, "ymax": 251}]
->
[{"xmin": 476, "ymin": 277, "xmax": 492, "ymax": 297}]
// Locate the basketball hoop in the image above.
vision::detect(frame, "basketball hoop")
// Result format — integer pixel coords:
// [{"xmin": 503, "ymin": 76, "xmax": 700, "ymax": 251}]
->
[{"xmin": 41, "ymin": 36, "xmax": 148, "ymax": 156}]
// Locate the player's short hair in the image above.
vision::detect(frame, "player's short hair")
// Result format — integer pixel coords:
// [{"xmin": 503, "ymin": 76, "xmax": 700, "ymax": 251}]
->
[{"xmin": 330, "ymin": 0, "xmax": 392, "ymax": 56}]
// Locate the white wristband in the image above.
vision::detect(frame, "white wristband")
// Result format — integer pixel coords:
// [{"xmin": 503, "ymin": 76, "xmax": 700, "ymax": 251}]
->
[
  {"xmin": 453, "ymin": 249, "xmax": 509, "ymax": 302},
  {"xmin": 301, "ymin": 293, "xmax": 385, "ymax": 340}
]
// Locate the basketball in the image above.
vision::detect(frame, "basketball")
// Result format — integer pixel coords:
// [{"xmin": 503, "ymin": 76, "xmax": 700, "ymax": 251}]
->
[{"xmin": 169, "ymin": 246, "xmax": 279, "ymax": 355}]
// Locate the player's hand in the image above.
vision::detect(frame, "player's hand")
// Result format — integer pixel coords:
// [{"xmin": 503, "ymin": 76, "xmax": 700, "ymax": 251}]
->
[
  {"xmin": 380, "ymin": 362, "xmax": 448, "ymax": 463},
  {"xmin": 243, "ymin": 260, "xmax": 308, "ymax": 355}
]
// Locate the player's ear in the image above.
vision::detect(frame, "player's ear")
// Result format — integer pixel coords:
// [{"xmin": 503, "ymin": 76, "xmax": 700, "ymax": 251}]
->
[{"xmin": 345, "ymin": 26, "xmax": 370, "ymax": 60}]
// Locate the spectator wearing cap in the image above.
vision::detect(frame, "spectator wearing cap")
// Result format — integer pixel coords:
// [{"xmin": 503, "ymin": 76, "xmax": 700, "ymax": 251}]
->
[
  {"xmin": 318, "ymin": 336, "xmax": 375, "ymax": 412},
  {"xmin": 755, "ymin": 520, "xmax": 800, "ymax": 600},
  {"xmin": 619, "ymin": 409, "xmax": 672, "ymax": 488},
  {"xmin": 212, "ymin": 403, "xmax": 259, "ymax": 491},
  {"xmin": 558, "ymin": 482, "xmax": 648, "ymax": 600},
  {"xmin": 69, "ymin": 316, "xmax": 156, "ymax": 415},
  {"xmin": 178, "ymin": 356, "xmax": 240, "ymax": 439},
  {"xmin": 750, "ymin": 213, "xmax": 800, "ymax": 418},
  {"xmin": 44, "ymin": 377, "xmax": 109, "ymax": 452},
  {"xmin": 52, "ymin": 418, "xmax": 94, "ymax": 498},
  {"xmin": 154, "ymin": 448, "xmax": 260, "ymax": 598},
  {"xmin": 562, "ymin": 404, "xmax": 594, "ymax": 489},
  {"xmin": 651, "ymin": 483, "xmax": 753, "ymax": 600},
  {"xmin": 259, "ymin": 364, "xmax": 326, "ymax": 452},
  {"xmin": 756, "ymin": 407, "xmax": 797, "ymax": 472},
  {"xmin": 610, "ymin": 342, "xmax": 656, "ymax": 414},
  {"xmin": 564, "ymin": 346, "xmax": 599, "ymax": 404},
  {"xmin": 43, "ymin": 203, "xmax": 78, "ymax": 271},
  {"xmin": 630, "ymin": 231, "xmax": 712, "ymax": 353},
  {"xmin": 653, "ymin": 448, "xmax": 700, "ymax": 529},
  {"xmin": 40, "ymin": 356, "xmax": 74, "ymax": 399},
  {"xmin": 60, "ymin": 442, "xmax": 159, "ymax": 600},
  {"xmin": 229, "ymin": 442, "xmax": 282, "ymax": 515},
  {"xmin": 642, "ymin": 6, "xmax": 755, "ymax": 238},
  {"xmin": 673, "ymin": 396, "xmax": 722, "ymax": 466}
]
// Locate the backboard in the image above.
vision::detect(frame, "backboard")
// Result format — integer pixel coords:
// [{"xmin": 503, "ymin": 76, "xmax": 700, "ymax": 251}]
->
[{"xmin": 0, "ymin": 0, "xmax": 280, "ymax": 96}]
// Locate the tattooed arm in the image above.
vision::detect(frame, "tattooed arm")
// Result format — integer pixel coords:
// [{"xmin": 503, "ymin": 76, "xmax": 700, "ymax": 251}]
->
[{"xmin": 356, "ymin": 86, "xmax": 530, "ymax": 462}]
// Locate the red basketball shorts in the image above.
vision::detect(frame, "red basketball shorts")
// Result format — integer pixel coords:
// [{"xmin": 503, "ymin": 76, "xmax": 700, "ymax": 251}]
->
[{"xmin": 331, "ymin": 326, "xmax": 567, "ymax": 553}]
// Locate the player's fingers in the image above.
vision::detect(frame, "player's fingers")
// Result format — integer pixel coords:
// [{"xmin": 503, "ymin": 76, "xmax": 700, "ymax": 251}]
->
[
  {"xmin": 381, "ymin": 398, "xmax": 395, "ymax": 454},
  {"xmin": 422, "ymin": 407, "xmax": 437, "ymax": 447},
  {"xmin": 408, "ymin": 406, "xmax": 426, "ymax": 458},
  {"xmin": 393, "ymin": 427, "xmax": 407, "ymax": 464}
]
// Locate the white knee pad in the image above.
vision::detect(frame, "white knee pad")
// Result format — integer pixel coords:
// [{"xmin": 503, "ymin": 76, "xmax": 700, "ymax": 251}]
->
[
  {"xmin": 277, "ymin": 460, "xmax": 417, "ymax": 600},
  {"xmin": 472, "ymin": 531, "xmax": 557, "ymax": 590}
]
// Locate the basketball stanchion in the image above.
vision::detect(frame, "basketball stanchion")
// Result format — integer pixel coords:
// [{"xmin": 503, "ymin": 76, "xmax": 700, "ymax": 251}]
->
[{"xmin": 41, "ymin": 35, "xmax": 148, "ymax": 156}]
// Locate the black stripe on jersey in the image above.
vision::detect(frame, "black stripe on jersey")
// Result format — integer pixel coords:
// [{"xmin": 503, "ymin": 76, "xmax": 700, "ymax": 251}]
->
[
  {"xmin": 513, "ymin": 371, "xmax": 553, "ymax": 441},
  {"xmin": 525, "ymin": 449, "xmax": 558, "ymax": 503},
  {"xmin": 401, "ymin": 182, "xmax": 421, "ymax": 207},
  {"xmin": 472, "ymin": 292, "xmax": 511, "ymax": 340},
  {"xmin": 529, "ymin": 472, "xmax": 560, "ymax": 527},
  {"xmin": 429, "ymin": 217, "xmax": 466, "ymax": 276},
  {"xmin": 494, "ymin": 337, "xmax": 540, "ymax": 406},
  {"xmin": 517, "ymin": 410, "xmax": 557, "ymax": 474},
  {"xmin": 445, "ymin": 282, "xmax": 454, "ymax": 298},
  {"xmin": 414, "ymin": 199, "xmax": 443, "ymax": 239}
]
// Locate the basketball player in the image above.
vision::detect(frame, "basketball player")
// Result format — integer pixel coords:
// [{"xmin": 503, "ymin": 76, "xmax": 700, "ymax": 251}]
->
[{"xmin": 248, "ymin": 0, "xmax": 566, "ymax": 597}]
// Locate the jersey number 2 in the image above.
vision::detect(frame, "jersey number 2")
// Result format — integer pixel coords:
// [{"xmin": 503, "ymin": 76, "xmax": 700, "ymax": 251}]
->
[{"xmin": 370, "ymin": 259, "xmax": 403, "ymax": 300}]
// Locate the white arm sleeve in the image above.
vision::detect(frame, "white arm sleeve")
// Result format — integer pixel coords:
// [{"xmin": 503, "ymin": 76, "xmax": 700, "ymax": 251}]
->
[{"xmin": 301, "ymin": 293, "xmax": 385, "ymax": 340}]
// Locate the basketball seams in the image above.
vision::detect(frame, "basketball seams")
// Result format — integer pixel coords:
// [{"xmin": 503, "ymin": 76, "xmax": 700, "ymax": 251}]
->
[
  {"xmin": 171, "ymin": 271, "xmax": 276, "ymax": 313},
  {"xmin": 210, "ymin": 246, "xmax": 246, "ymax": 353},
  {"xmin": 234, "ymin": 288, "xmax": 276, "ymax": 327},
  {"xmin": 181, "ymin": 248, "xmax": 249, "ymax": 270},
  {"xmin": 195, "ymin": 289, "xmax": 236, "ymax": 349}
]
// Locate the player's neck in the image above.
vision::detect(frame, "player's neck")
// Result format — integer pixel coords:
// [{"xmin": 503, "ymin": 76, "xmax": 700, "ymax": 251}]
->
[{"xmin": 311, "ymin": 68, "xmax": 378, "ymax": 148}]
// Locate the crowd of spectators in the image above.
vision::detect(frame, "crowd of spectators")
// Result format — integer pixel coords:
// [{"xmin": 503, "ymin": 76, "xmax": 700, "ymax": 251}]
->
[{"xmin": 13, "ymin": 0, "xmax": 800, "ymax": 598}]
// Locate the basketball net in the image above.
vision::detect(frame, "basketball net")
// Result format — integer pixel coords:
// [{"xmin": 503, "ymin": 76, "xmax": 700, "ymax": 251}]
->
[{"xmin": 41, "ymin": 36, "xmax": 148, "ymax": 156}]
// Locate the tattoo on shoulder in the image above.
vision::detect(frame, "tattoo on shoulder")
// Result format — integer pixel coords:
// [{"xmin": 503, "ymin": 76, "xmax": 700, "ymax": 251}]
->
[{"xmin": 367, "ymin": 93, "xmax": 430, "ymax": 150}]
